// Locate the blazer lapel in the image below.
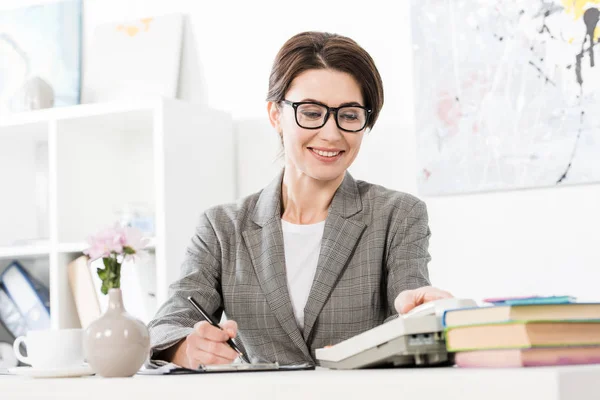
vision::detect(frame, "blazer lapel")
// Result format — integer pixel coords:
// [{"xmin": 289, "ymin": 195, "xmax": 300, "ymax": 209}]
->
[
  {"xmin": 302, "ymin": 172, "xmax": 366, "ymax": 341},
  {"xmin": 242, "ymin": 171, "xmax": 312, "ymax": 360}
]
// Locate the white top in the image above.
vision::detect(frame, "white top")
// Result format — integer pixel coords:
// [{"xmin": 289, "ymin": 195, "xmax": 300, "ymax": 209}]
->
[{"xmin": 281, "ymin": 219, "xmax": 326, "ymax": 332}]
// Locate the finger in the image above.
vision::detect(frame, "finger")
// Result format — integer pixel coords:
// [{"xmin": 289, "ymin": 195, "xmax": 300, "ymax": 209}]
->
[
  {"xmin": 424, "ymin": 289, "xmax": 454, "ymax": 302},
  {"xmin": 401, "ymin": 301, "xmax": 417, "ymax": 314},
  {"xmin": 220, "ymin": 320, "xmax": 238, "ymax": 338},
  {"xmin": 186, "ymin": 336, "xmax": 240, "ymax": 363},
  {"xmin": 395, "ymin": 287, "xmax": 448, "ymax": 314},
  {"xmin": 193, "ymin": 321, "xmax": 230, "ymax": 341},
  {"xmin": 395, "ymin": 290, "xmax": 416, "ymax": 314},
  {"xmin": 194, "ymin": 338, "xmax": 240, "ymax": 360},
  {"xmin": 188, "ymin": 349, "xmax": 237, "ymax": 367}
]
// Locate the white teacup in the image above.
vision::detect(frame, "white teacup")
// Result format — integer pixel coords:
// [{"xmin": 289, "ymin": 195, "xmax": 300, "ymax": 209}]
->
[{"xmin": 13, "ymin": 329, "xmax": 84, "ymax": 369}]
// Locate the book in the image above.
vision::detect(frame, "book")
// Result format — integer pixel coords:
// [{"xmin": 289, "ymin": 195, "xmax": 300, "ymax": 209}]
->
[
  {"xmin": 445, "ymin": 321, "xmax": 600, "ymax": 352},
  {"xmin": 443, "ymin": 303, "xmax": 600, "ymax": 328},
  {"xmin": 0, "ymin": 286, "xmax": 27, "ymax": 338},
  {"xmin": 483, "ymin": 295, "xmax": 577, "ymax": 306},
  {"xmin": 0, "ymin": 261, "xmax": 50, "ymax": 331},
  {"xmin": 455, "ymin": 347, "xmax": 600, "ymax": 368},
  {"xmin": 67, "ymin": 256, "xmax": 101, "ymax": 329}
]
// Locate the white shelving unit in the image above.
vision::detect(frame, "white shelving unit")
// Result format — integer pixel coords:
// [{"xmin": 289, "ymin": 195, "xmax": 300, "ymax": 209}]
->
[{"xmin": 0, "ymin": 96, "xmax": 235, "ymax": 334}]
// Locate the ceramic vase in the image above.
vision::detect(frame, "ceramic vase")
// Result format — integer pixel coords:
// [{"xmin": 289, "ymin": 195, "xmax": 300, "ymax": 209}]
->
[{"xmin": 83, "ymin": 288, "xmax": 150, "ymax": 377}]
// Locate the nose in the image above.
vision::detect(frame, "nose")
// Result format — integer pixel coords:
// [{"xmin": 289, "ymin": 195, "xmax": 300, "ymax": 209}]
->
[{"xmin": 318, "ymin": 112, "xmax": 343, "ymax": 141}]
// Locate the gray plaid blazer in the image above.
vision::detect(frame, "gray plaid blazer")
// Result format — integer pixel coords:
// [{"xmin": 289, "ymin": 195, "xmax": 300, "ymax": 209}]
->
[{"xmin": 148, "ymin": 170, "xmax": 431, "ymax": 366}]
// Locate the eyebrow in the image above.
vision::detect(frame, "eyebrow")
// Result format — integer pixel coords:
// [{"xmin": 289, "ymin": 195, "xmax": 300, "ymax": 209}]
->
[{"xmin": 300, "ymin": 98, "xmax": 365, "ymax": 108}]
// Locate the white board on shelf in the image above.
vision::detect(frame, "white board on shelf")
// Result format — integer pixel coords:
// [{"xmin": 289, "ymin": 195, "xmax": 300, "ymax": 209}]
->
[{"xmin": 82, "ymin": 13, "xmax": 183, "ymax": 103}]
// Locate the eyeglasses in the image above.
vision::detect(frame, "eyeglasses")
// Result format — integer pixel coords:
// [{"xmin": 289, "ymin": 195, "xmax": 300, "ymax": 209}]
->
[{"xmin": 281, "ymin": 99, "xmax": 372, "ymax": 133}]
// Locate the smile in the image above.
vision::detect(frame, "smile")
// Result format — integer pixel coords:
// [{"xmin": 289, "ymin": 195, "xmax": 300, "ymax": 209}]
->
[{"xmin": 308, "ymin": 147, "xmax": 344, "ymax": 162}]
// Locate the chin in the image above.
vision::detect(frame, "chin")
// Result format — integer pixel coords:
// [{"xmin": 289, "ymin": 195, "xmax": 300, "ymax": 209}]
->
[{"xmin": 304, "ymin": 167, "xmax": 346, "ymax": 183}]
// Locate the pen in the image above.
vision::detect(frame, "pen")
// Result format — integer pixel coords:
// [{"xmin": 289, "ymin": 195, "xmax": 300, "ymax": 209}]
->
[{"xmin": 187, "ymin": 296, "xmax": 251, "ymax": 364}]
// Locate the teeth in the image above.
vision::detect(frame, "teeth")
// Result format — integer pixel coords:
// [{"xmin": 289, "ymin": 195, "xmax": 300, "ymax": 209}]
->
[{"xmin": 313, "ymin": 149, "xmax": 340, "ymax": 157}]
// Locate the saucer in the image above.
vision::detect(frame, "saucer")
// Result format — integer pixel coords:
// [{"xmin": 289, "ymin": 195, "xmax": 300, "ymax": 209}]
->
[{"xmin": 8, "ymin": 364, "xmax": 94, "ymax": 378}]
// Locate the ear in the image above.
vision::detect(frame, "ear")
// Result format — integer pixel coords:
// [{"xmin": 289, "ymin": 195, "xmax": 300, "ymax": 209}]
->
[{"xmin": 267, "ymin": 101, "xmax": 282, "ymax": 133}]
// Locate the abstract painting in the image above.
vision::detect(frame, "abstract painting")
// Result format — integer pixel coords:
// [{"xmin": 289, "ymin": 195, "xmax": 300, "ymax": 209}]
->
[
  {"xmin": 0, "ymin": 0, "xmax": 81, "ymax": 115},
  {"xmin": 411, "ymin": 0, "xmax": 600, "ymax": 195}
]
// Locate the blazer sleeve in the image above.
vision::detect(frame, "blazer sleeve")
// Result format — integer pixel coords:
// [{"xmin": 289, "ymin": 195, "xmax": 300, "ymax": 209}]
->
[
  {"xmin": 384, "ymin": 199, "xmax": 432, "ymax": 321},
  {"xmin": 147, "ymin": 211, "xmax": 224, "ymax": 361}
]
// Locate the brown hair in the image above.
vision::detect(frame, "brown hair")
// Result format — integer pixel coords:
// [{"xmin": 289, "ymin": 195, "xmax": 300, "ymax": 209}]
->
[{"xmin": 267, "ymin": 31, "xmax": 384, "ymax": 130}]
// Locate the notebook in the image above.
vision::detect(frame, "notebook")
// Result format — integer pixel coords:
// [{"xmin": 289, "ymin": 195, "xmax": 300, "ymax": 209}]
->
[{"xmin": 138, "ymin": 362, "xmax": 314, "ymax": 375}]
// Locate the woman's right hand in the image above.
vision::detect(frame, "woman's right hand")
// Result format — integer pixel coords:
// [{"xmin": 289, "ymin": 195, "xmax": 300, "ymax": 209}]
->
[{"xmin": 171, "ymin": 320, "xmax": 240, "ymax": 368}]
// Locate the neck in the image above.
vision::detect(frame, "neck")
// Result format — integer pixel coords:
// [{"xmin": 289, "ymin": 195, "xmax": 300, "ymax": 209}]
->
[{"xmin": 281, "ymin": 165, "xmax": 344, "ymax": 224}]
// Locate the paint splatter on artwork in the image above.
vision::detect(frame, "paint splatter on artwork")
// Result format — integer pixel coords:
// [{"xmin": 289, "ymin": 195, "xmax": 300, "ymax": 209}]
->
[{"xmin": 412, "ymin": 0, "xmax": 600, "ymax": 195}]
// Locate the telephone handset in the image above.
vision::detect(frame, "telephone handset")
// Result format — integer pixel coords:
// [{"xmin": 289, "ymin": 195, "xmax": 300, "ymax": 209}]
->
[{"xmin": 316, "ymin": 297, "xmax": 477, "ymax": 369}]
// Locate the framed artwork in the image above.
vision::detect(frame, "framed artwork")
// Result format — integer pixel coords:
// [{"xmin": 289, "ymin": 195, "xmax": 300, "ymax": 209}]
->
[{"xmin": 412, "ymin": 0, "xmax": 600, "ymax": 195}]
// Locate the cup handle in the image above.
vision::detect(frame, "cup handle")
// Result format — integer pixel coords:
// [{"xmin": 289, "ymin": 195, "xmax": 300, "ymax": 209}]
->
[{"xmin": 13, "ymin": 336, "xmax": 30, "ymax": 365}]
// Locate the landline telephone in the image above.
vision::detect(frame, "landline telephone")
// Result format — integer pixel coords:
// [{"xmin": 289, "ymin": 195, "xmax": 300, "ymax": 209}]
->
[{"xmin": 315, "ymin": 298, "xmax": 477, "ymax": 369}]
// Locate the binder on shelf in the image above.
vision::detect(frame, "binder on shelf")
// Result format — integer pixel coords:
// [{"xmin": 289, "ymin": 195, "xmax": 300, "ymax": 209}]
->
[
  {"xmin": 0, "ymin": 261, "xmax": 50, "ymax": 331},
  {"xmin": 0, "ymin": 286, "xmax": 28, "ymax": 339},
  {"xmin": 67, "ymin": 256, "xmax": 101, "ymax": 328}
]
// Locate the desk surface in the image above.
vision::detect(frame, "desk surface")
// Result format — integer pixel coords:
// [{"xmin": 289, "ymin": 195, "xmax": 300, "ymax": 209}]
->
[{"xmin": 3, "ymin": 365, "xmax": 600, "ymax": 400}]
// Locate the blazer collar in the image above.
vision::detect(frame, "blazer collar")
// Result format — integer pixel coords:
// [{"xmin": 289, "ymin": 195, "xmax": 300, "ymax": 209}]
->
[{"xmin": 251, "ymin": 169, "xmax": 363, "ymax": 227}]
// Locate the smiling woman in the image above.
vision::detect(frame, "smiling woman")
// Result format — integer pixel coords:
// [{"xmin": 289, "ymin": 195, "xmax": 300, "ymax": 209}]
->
[
  {"xmin": 147, "ymin": 31, "xmax": 453, "ymax": 369},
  {"xmin": 271, "ymin": 69, "xmax": 367, "ymax": 187}
]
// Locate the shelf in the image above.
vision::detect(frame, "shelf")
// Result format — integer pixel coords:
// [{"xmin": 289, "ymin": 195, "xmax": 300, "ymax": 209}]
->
[
  {"xmin": 56, "ymin": 237, "xmax": 156, "ymax": 254},
  {"xmin": 0, "ymin": 96, "xmax": 167, "ymax": 128},
  {"xmin": 0, "ymin": 241, "xmax": 51, "ymax": 260},
  {"xmin": 0, "ymin": 238, "xmax": 156, "ymax": 259},
  {"xmin": 0, "ymin": 121, "xmax": 48, "ymax": 140}
]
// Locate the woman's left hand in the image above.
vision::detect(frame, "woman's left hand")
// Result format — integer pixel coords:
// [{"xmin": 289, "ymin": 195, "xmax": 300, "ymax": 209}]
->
[{"xmin": 394, "ymin": 286, "xmax": 453, "ymax": 314}]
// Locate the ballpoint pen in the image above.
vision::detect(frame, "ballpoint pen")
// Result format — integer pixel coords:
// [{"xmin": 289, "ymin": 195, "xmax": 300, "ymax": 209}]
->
[{"xmin": 187, "ymin": 296, "xmax": 251, "ymax": 364}]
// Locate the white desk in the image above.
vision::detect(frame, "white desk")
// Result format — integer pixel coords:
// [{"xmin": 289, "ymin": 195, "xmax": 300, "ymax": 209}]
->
[{"xmin": 3, "ymin": 365, "xmax": 600, "ymax": 400}]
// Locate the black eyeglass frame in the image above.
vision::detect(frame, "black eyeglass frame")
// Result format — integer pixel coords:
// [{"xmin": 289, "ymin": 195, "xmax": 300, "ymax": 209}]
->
[{"xmin": 281, "ymin": 99, "xmax": 372, "ymax": 133}]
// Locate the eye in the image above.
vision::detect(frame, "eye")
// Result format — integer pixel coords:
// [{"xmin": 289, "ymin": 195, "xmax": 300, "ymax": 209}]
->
[
  {"xmin": 340, "ymin": 112, "xmax": 359, "ymax": 121},
  {"xmin": 298, "ymin": 104, "xmax": 326, "ymax": 120},
  {"xmin": 301, "ymin": 110, "xmax": 323, "ymax": 120}
]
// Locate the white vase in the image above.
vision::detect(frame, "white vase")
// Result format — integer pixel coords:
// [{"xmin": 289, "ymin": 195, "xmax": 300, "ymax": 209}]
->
[
  {"xmin": 11, "ymin": 76, "xmax": 55, "ymax": 112},
  {"xmin": 83, "ymin": 288, "xmax": 150, "ymax": 377}
]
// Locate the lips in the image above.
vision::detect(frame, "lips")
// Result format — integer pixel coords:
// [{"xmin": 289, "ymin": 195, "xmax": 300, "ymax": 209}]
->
[{"xmin": 308, "ymin": 147, "xmax": 345, "ymax": 162}]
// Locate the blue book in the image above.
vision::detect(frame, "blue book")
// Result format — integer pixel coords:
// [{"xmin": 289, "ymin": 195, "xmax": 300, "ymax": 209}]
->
[
  {"xmin": 0, "ymin": 286, "xmax": 28, "ymax": 338},
  {"xmin": 0, "ymin": 261, "xmax": 50, "ymax": 331}
]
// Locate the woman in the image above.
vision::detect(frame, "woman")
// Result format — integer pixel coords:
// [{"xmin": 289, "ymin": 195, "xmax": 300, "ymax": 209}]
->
[{"xmin": 148, "ymin": 31, "xmax": 452, "ymax": 368}]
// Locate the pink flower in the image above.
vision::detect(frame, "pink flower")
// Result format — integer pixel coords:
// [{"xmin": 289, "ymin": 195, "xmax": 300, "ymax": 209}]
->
[
  {"xmin": 118, "ymin": 226, "xmax": 149, "ymax": 263},
  {"xmin": 83, "ymin": 225, "xmax": 123, "ymax": 262},
  {"xmin": 83, "ymin": 223, "xmax": 149, "ymax": 294},
  {"xmin": 119, "ymin": 226, "xmax": 146, "ymax": 251}
]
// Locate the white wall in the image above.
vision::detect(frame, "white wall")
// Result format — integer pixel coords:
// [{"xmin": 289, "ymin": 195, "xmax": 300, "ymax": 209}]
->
[{"xmin": 4, "ymin": 0, "xmax": 599, "ymax": 301}]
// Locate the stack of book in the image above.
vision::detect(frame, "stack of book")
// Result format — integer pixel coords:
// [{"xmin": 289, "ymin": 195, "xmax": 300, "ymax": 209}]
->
[{"xmin": 443, "ymin": 296, "xmax": 600, "ymax": 367}]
